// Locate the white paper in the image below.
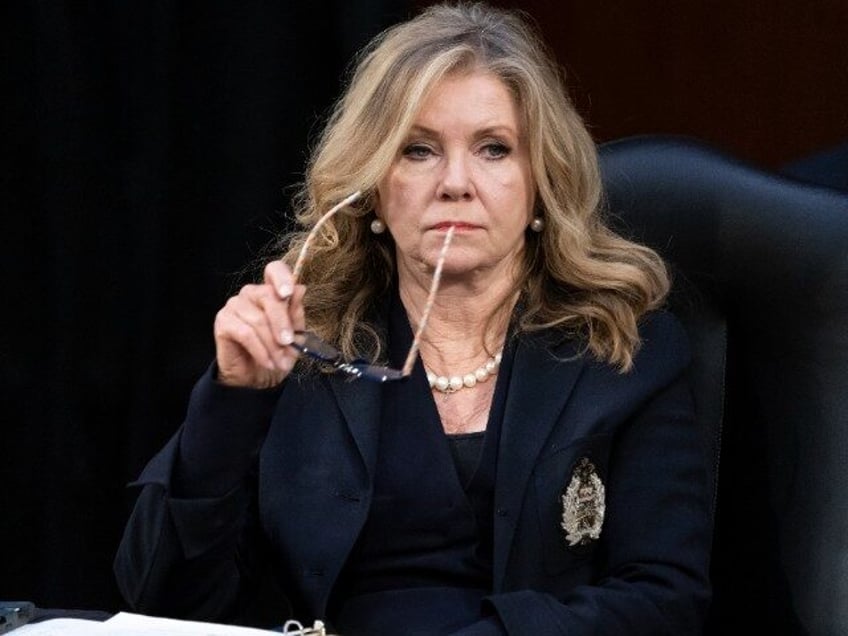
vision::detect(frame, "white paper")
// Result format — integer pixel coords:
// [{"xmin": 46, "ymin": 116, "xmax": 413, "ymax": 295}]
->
[
  {"xmin": 106, "ymin": 612, "xmax": 280, "ymax": 634},
  {"xmin": 12, "ymin": 612, "xmax": 279, "ymax": 635},
  {"xmin": 11, "ymin": 618, "xmax": 110, "ymax": 635}
]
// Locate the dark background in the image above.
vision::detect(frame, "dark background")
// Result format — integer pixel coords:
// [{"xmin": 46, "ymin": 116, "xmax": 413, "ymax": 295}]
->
[{"xmin": 2, "ymin": 0, "xmax": 846, "ymax": 615}]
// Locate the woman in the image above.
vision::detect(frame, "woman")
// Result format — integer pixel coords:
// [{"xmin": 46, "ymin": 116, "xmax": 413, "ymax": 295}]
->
[{"xmin": 114, "ymin": 3, "xmax": 712, "ymax": 634}]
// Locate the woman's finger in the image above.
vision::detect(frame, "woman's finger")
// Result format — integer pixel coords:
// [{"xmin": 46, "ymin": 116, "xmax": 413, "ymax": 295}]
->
[
  {"xmin": 263, "ymin": 260, "xmax": 296, "ymax": 300},
  {"xmin": 215, "ymin": 295, "xmax": 277, "ymax": 370}
]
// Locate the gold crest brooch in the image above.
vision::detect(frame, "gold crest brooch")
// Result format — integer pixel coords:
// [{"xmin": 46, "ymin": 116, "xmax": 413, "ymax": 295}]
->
[{"xmin": 560, "ymin": 457, "xmax": 605, "ymax": 547}]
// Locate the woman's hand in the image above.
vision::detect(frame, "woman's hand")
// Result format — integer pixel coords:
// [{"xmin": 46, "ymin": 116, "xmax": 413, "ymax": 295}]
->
[{"xmin": 213, "ymin": 261, "xmax": 306, "ymax": 389}]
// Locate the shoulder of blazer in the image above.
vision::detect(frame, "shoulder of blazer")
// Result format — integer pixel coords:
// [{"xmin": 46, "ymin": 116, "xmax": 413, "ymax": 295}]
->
[
  {"xmin": 629, "ymin": 310, "xmax": 692, "ymax": 384},
  {"xmin": 565, "ymin": 309, "xmax": 692, "ymax": 396},
  {"xmin": 634, "ymin": 309, "xmax": 692, "ymax": 372},
  {"xmin": 522, "ymin": 309, "xmax": 690, "ymax": 375}
]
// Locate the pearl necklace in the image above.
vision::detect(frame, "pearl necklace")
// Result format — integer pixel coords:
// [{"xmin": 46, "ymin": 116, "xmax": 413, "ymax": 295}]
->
[{"xmin": 426, "ymin": 350, "xmax": 503, "ymax": 394}]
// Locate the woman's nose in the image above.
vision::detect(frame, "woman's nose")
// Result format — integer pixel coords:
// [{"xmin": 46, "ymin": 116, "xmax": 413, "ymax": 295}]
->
[{"xmin": 436, "ymin": 153, "xmax": 475, "ymax": 201}]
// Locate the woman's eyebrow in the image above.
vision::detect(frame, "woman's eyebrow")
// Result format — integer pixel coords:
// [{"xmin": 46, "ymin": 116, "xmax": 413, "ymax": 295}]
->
[{"xmin": 405, "ymin": 124, "xmax": 519, "ymax": 139}]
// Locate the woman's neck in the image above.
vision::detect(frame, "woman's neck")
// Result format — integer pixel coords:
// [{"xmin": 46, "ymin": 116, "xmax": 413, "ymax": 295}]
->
[{"xmin": 398, "ymin": 263, "xmax": 518, "ymax": 367}]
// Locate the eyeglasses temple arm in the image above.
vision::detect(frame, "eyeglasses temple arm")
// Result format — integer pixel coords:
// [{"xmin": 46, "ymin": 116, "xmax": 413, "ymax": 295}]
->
[
  {"xmin": 401, "ymin": 225, "xmax": 454, "ymax": 376},
  {"xmin": 291, "ymin": 191, "xmax": 363, "ymax": 283}
]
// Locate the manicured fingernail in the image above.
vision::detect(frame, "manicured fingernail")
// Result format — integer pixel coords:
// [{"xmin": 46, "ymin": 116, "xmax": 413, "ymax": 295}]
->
[
  {"xmin": 278, "ymin": 283, "xmax": 293, "ymax": 299},
  {"xmin": 279, "ymin": 329, "xmax": 293, "ymax": 345}
]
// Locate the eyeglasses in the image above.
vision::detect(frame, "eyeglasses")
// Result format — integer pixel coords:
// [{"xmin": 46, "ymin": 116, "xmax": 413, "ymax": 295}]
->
[{"xmin": 288, "ymin": 191, "xmax": 454, "ymax": 382}]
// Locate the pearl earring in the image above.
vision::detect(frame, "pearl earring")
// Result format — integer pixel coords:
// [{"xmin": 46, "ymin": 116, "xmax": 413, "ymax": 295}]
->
[
  {"xmin": 370, "ymin": 218, "xmax": 386, "ymax": 234},
  {"xmin": 530, "ymin": 216, "xmax": 545, "ymax": 233}
]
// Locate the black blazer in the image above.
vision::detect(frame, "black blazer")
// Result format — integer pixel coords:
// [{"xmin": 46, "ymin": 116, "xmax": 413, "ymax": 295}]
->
[{"xmin": 114, "ymin": 310, "xmax": 712, "ymax": 635}]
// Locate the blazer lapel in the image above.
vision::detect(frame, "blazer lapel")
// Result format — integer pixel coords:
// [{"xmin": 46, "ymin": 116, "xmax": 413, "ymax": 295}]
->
[
  {"xmin": 492, "ymin": 333, "xmax": 586, "ymax": 590},
  {"xmin": 328, "ymin": 374, "xmax": 382, "ymax": 479}
]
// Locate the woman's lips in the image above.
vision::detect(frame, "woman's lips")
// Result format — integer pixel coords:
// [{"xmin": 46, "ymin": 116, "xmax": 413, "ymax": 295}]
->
[{"xmin": 432, "ymin": 221, "xmax": 479, "ymax": 231}]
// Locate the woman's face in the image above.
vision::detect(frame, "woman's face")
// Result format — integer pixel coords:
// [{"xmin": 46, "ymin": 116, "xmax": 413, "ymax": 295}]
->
[{"xmin": 376, "ymin": 71, "xmax": 535, "ymax": 280}]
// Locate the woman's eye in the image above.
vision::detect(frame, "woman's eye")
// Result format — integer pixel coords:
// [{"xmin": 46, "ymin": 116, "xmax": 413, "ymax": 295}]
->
[
  {"xmin": 482, "ymin": 142, "xmax": 511, "ymax": 159},
  {"xmin": 402, "ymin": 144, "xmax": 434, "ymax": 160}
]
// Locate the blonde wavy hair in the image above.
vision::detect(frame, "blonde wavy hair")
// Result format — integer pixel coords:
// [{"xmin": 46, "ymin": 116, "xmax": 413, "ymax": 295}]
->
[{"xmin": 279, "ymin": 1, "xmax": 669, "ymax": 372}]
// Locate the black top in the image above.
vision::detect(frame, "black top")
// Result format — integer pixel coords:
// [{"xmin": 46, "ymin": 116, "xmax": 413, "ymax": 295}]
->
[{"xmin": 448, "ymin": 432, "xmax": 485, "ymax": 489}]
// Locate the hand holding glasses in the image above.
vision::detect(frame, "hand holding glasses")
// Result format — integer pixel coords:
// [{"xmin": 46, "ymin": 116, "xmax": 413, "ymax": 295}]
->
[{"xmin": 213, "ymin": 191, "xmax": 452, "ymax": 388}]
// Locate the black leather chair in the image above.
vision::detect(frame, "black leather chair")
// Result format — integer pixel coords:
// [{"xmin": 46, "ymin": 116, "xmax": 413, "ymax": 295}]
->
[
  {"xmin": 782, "ymin": 140, "xmax": 848, "ymax": 192},
  {"xmin": 598, "ymin": 135, "xmax": 848, "ymax": 635}
]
